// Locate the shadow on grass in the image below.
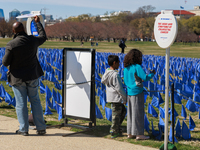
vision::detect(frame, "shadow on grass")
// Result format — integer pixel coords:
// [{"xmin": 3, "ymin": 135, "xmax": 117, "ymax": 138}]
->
[{"xmin": 0, "ymin": 105, "xmax": 14, "ymax": 109}]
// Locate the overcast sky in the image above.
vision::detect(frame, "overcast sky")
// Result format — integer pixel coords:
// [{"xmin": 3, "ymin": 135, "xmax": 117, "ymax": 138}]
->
[{"xmin": 0, "ymin": 0, "xmax": 198, "ymax": 20}]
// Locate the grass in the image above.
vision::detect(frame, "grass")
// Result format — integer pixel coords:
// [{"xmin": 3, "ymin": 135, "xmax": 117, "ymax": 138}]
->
[{"xmin": 1, "ymin": 38, "xmax": 200, "ymax": 149}]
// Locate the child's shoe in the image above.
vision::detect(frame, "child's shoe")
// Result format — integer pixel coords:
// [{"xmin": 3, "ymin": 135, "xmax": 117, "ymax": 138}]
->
[{"xmin": 111, "ymin": 132, "xmax": 119, "ymax": 138}]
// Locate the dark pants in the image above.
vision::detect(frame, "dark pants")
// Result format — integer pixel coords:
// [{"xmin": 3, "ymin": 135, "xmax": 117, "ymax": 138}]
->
[{"xmin": 121, "ymin": 48, "xmax": 125, "ymax": 53}]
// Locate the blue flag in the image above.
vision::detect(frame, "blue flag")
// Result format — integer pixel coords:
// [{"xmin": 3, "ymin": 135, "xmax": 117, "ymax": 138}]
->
[
  {"xmin": 39, "ymin": 80, "xmax": 45, "ymax": 94},
  {"xmin": 148, "ymin": 103, "xmax": 158, "ymax": 118},
  {"xmin": 193, "ymin": 92, "xmax": 200, "ymax": 102},
  {"xmin": 169, "ymin": 125, "xmax": 178, "ymax": 143},
  {"xmin": 189, "ymin": 115, "xmax": 196, "ymax": 131},
  {"xmin": 144, "ymin": 114, "xmax": 150, "ymax": 133},
  {"xmin": 151, "ymin": 120, "xmax": 160, "ymax": 138},
  {"xmin": 175, "ymin": 119, "xmax": 181, "ymax": 138},
  {"xmin": 0, "ymin": 84, "xmax": 6, "ymax": 98},
  {"xmin": 5, "ymin": 92, "xmax": 12, "ymax": 104},
  {"xmin": 159, "ymin": 106, "xmax": 165, "ymax": 119},
  {"xmin": 57, "ymin": 104, "xmax": 62, "ymax": 120},
  {"xmin": 159, "ymin": 115, "xmax": 165, "ymax": 133},
  {"xmin": 181, "ymin": 104, "xmax": 187, "ymax": 120},
  {"xmin": 182, "ymin": 121, "xmax": 191, "ymax": 140},
  {"xmin": 57, "ymin": 91, "xmax": 62, "ymax": 104},
  {"xmin": 185, "ymin": 100, "xmax": 197, "ymax": 112},
  {"xmin": 44, "ymin": 104, "xmax": 53, "ymax": 115},
  {"xmin": 180, "ymin": 6, "xmax": 184, "ymax": 9},
  {"xmin": 174, "ymin": 92, "xmax": 182, "ymax": 104},
  {"xmin": 105, "ymin": 107, "xmax": 112, "ymax": 122},
  {"xmin": 95, "ymin": 104, "xmax": 103, "ymax": 119}
]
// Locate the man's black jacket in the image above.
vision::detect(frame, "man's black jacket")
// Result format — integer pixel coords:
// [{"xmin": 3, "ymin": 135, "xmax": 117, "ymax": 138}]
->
[{"xmin": 2, "ymin": 22, "xmax": 46, "ymax": 86}]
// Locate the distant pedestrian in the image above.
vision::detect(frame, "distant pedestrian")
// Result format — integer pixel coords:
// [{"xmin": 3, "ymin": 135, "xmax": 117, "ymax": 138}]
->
[
  {"xmin": 101, "ymin": 55, "xmax": 127, "ymax": 138},
  {"xmin": 119, "ymin": 38, "xmax": 127, "ymax": 53},
  {"xmin": 81, "ymin": 41, "xmax": 84, "ymax": 47},
  {"xmin": 96, "ymin": 42, "xmax": 98, "ymax": 46}
]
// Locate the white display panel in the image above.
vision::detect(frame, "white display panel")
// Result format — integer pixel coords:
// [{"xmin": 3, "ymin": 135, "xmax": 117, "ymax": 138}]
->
[
  {"xmin": 65, "ymin": 51, "xmax": 92, "ymax": 119},
  {"xmin": 154, "ymin": 10, "xmax": 178, "ymax": 49}
]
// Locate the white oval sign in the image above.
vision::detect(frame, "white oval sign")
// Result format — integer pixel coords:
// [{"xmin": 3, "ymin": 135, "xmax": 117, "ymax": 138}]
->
[{"xmin": 154, "ymin": 10, "xmax": 178, "ymax": 49}]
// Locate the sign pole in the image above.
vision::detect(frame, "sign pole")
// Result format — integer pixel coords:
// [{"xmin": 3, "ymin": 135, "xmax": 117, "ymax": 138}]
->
[
  {"xmin": 154, "ymin": 10, "xmax": 178, "ymax": 149},
  {"xmin": 164, "ymin": 47, "xmax": 170, "ymax": 150}
]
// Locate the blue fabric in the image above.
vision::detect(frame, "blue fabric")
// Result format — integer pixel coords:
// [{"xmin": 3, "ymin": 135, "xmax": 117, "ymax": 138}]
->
[
  {"xmin": 185, "ymin": 100, "xmax": 197, "ymax": 112},
  {"xmin": 124, "ymin": 64, "xmax": 154, "ymax": 96},
  {"xmin": 57, "ymin": 91, "xmax": 62, "ymax": 104},
  {"xmin": 151, "ymin": 96, "xmax": 159, "ymax": 108},
  {"xmin": 159, "ymin": 107, "xmax": 165, "ymax": 119},
  {"xmin": 174, "ymin": 92, "xmax": 182, "ymax": 104},
  {"xmin": 169, "ymin": 125, "xmax": 178, "ymax": 143},
  {"xmin": 175, "ymin": 119, "xmax": 181, "ymax": 138},
  {"xmin": 44, "ymin": 104, "xmax": 53, "ymax": 115},
  {"xmin": 105, "ymin": 107, "xmax": 112, "ymax": 122},
  {"xmin": 189, "ymin": 115, "xmax": 196, "ymax": 131},
  {"xmin": 45, "ymin": 85, "xmax": 52, "ymax": 99},
  {"xmin": 52, "ymin": 88, "xmax": 57, "ymax": 102},
  {"xmin": 144, "ymin": 114, "xmax": 150, "ymax": 133},
  {"xmin": 52, "ymin": 97, "xmax": 57, "ymax": 110},
  {"xmin": 193, "ymin": 92, "xmax": 200, "ymax": 102},
  {"xmin": 12, "ymin": 79, "xmax": 46, "ymax": 132},
  {"xmin": 182, "ymin": 121, "xmax": 191, "ymax": 140},
  {"xmin": 151, "ymin": 120, "xmax": 160, "ymax": 138},
  {"xmin": 148, "ymin": 103, "xmax": 158, "ymax": 118},
  {"xmin": 95, "ymin": 104, "xmax": 103, "ymax": 119},
  {"xmin": 5, "ymin": 92, "xmax": 12, "ymax": 104},
  {"xmin": 181, "ymin": 104, "xmax": 187, "ymax": 120},
  {"xmin": 0, "ymin": 84, "xmax": 6, "ymax": 98},
  {"xmin": 39, "ymin": 80, "xmax": 45, "ymax": 94},
  {"xmin": 57, "ymin": 104, "xmax": 62, "ymax": 120},
  {"xmin": 159, "ymin": 116, "xmax": 165, "ymax": 133}
]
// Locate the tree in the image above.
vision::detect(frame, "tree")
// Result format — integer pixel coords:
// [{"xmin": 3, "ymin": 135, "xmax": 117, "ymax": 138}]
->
[
  {"xmin": 0, "ymin": 19, "xmax": 11, "ymax": 38},
  {"xmin": 134, "ymin": 5, "xmax": 156, "ymax": 18},
  {"xmin": 186, "ymin": 16, "xmax": 200, "ymax": 35}
]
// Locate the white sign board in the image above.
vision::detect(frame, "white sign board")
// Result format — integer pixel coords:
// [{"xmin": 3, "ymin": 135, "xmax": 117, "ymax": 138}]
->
[
  {"xmin": 154, "ymin": 10, "xmax": 178, "ymax": 49},
  {"xmin": 62, "ymin": 48, "xmax": 95, "ymax": 122}
]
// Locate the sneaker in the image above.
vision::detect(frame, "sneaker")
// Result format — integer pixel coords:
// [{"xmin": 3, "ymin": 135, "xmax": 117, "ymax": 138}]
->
[
  {"xmin": 36, "ymin": 130, "xmax": 46, "ymax": 135},
  {"xmin": 16, "ymin": 130, "xmax": 29, "ymax": 136},
  {"xmin": 111, "ymin": 133, "xmax": 119, "ymax": 138}
]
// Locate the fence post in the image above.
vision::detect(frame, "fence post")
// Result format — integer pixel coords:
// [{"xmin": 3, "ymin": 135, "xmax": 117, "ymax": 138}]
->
[{"xmin": 171, "ymin": 83, "xmax": 175, "ymax": 144}]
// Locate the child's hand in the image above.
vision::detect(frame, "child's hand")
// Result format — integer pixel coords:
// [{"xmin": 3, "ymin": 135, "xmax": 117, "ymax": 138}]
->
[{"xmin": 123, "ymin": 102, "xmax": 126, "ymax": 104}]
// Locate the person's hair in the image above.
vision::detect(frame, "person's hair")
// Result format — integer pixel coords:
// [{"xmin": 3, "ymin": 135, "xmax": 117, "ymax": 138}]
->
[
  {"xmin": 123, "ymin": 49, "xmax": 142, "ymax": 67},
  {"xmin": 108, "ymin": 55, "xmax": 119, "ymax": 66}
]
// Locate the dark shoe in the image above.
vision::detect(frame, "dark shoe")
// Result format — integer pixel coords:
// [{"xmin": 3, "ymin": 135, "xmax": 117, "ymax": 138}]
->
[
  {"xmin": 127, "ymin": 134, "xmax": 136, "ymax": 139},
  {"xmin": 16, "ymin": 130, "xmax": 29, "ymax": 136},
  {"xmin": 111, "ymin": 132, "xmax": 120, "ymax": 138},
  {"xmin": 36, "ymin": 130, "xmax": 46, "ymax": 135}
]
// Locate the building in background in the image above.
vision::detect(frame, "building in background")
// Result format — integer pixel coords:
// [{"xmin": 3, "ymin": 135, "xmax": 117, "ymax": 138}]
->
[
  {"xmin": 19, "ymin": 11, "xmax": 30, "ymax": 21},
  {"xmin": 9, "ymin": 9, "xmax": 20, "ymax": 20},
  {"xmin": 0, "ymin": 8, "xmax": 5, "ymax": 19},
  {"xmin": 188, "ymin": 6, "xmax": 200, "ymax": 16}
]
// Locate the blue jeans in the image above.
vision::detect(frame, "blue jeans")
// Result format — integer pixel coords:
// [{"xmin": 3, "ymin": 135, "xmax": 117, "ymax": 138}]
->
[{"xmin": 12, "ymin": 79, "xmax": 46, "ymax": 132}]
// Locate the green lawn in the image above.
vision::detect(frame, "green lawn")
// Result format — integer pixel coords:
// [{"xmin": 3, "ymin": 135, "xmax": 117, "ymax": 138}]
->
[{"xmin": 1, "ymin": 38, "xmax": 200, "ymax": 150}]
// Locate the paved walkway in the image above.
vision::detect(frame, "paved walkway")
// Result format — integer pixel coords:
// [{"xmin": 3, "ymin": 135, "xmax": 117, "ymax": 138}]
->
[{"xmin": 0, "ymin": 115, "xmax": 157, "ymax": 150}]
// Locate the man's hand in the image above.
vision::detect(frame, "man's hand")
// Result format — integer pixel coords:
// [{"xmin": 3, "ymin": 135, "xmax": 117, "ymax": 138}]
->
[{"xmin": 34, "ymin": 16, "xmax": 40, "ymax": 23}]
